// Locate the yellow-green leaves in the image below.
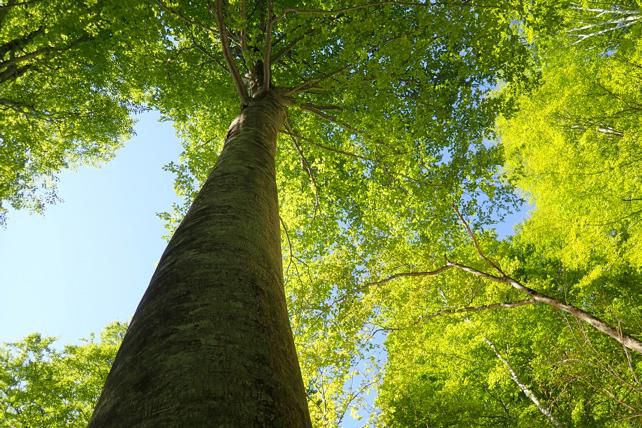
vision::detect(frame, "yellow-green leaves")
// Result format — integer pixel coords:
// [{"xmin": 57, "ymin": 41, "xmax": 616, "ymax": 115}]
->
[
  {"xmin": 0, "ymin": 0, "xmax": 168, "ymax": 223},
  {"xmin": 0, "ymin": 323, "xmax": 126, "ymax": 428}
]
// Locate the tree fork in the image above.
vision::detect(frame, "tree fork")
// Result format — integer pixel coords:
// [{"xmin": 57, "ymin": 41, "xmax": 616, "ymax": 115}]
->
[{"xmin": 90, "ymin": 92, "xmax": 312, "ymax": 427}]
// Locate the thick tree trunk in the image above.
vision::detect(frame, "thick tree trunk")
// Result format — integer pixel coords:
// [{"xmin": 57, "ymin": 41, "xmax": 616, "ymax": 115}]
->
[{"xmin": 90, "ymin": 92, "xmax": 312, "ymax": 427}]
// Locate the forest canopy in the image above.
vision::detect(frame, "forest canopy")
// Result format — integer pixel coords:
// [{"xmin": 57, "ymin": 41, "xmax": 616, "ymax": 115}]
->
[{"xmin": 1, "ymin": 0, "xmax": 641, "ymax": 426}]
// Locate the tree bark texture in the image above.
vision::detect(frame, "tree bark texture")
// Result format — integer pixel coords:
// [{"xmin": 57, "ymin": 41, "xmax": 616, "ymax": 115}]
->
[{"xmin": 90, "ymin": 92, "xmax": 312, "ymax": 427}]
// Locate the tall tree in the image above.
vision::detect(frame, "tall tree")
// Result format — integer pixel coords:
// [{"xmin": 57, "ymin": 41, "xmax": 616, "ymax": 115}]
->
[{"xmin": 90, "ymin": 0, "xmax": 544, "ymax": 425}]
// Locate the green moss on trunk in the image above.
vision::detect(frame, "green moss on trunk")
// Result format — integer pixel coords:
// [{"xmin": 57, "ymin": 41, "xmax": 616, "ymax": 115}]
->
[{"xmin": 90, "ymin": 93, "xmax": 311, "ymax": 427}]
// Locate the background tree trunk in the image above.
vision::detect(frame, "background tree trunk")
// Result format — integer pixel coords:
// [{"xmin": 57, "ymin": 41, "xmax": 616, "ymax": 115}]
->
[{"xmin": 90, "ymin": 92, "xmax": 312, "ymax": 427}]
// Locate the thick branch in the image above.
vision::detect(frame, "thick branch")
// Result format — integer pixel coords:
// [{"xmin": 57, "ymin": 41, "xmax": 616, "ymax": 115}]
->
[
  {"xmin": 0, "ymin": 33, "xmax": 92, "ymax": 76},
  {"xmin": 446, "ymin": 261, "xmax": 642, "ymax": 354},
  {"xmin": 263, "ymin": 0, "xmax": 273, "ymax": 91},
  {"xmin": 0, "ymin": 63, "xmax": 31, "ymax": 84},
  {"xmin": 450, "ymin": 205, "xmax": 642, "ymax": 353},
  {"xmin": 214, "ymin": 0, "xmax": 249, "ymax": 105},
  {"xmin": 485, "ymin": 338, "xmax": 562, "ymax": 428},
  {"xmin": 0, "ymin": 26, "xmax": 43, "ymax": 59}
]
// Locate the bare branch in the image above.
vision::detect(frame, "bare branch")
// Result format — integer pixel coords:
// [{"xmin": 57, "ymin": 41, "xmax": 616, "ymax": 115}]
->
[
  {"xmin": 619, "ymin": 321, "xmax": 641, "ymax": 386},
  {"xmin": 569, "ymin": 4, "xmax": 640, "ymax": 16},
  {"xmin": 568, "ymin": 16, "xmax": 641, "ymax": 33},
  {"xmin": 569, "ymin": 17, "xmax": 641, "ymax": 45},
  {"xmin": 359, "ymin": 254, "xmax": 642, "ymax": 353},
  {"xmin": 214, "ymin": 0, "xmax": 249, "ymax": 105}
]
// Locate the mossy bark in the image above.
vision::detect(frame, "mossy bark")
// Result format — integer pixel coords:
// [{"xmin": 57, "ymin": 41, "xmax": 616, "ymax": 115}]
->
[{"xmin": 90, "ymin": 92, "xmax": 311, "ymax": 427}]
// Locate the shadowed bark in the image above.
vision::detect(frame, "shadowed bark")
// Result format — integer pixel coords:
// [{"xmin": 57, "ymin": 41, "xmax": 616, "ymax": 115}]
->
[{"xmin": 90, "ymin": 92, "xmax": 312, "ymax": 427}]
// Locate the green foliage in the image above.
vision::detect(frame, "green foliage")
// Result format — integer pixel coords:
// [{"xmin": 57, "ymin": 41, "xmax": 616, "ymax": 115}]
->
[
  {"xmin": 142, "ymin": 3, "xmax": 560, "ymax": 423},
  {"xmin": 0, "ymin": 0, "xmax": 165, "ymax": 223},
  {"xmin": 0, "ymin": 323, "xmax": 126, "ymax": 427},
  {"xmin": 5, "ymin": 0, "xmax": 642, "ymax": 425},
  {"xmin": 500, "ymin": 23, "xmax": 642, "ymax": 274},
  {"xmin": 375, "ymin": 3, "xmax": 642, "ymax": 426}
]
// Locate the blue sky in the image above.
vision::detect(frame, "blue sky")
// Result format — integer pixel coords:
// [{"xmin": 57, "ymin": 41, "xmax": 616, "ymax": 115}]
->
[
  {"xmin": 0, "ymin": 111, "xmax": 181, "ymax": 344},
  {"xmin": 0, "ymin": 112, "xmax": 526, "ymax": 344}
]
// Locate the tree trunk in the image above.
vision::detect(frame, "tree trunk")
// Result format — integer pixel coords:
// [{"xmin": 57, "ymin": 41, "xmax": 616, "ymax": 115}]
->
[
  {"xmin": 484, "ymin": 338, "xmax": 562, "ymax": 428},
  {"xmin": 90, "ymin": 92, "xmax": 312, "ymax": 427}
]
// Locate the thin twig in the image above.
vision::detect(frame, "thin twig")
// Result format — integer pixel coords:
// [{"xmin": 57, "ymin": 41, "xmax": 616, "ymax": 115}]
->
[
  {"xmin": 240, "ymin": 0, "xmax": 247, "ymax": 54},
  {"xmin": 297, "ymin": 136, "xmax": 374, "ymax": 162},
  {"xmin": 286, "ymin": 63, "xmax": 353, "ymax": 95},
  {"xmin": 427, "ymin": 300, "xmax": 536, "ymax": 318},
  {"xmin": 281, "ymin": 1, "xmax": 431, "ymax": 18},
  {"xmin": 379, "ymin": 299, "xmax": 535, "ymax": 332},
  {"xmin": 271, "ymin": 27, "xmax": 320, "ymax": 64},
  {"xmin": 294, "ymin": 101, "xmax": 364, "ymax": 135},
  {"xmin": 156, "ymin": 0, "xmax": 217, "ymax": 33},
  {"xmin": 452, "ymin": 204, "xmax": 504, "ymax": 275},
  {"xmin": 364, "ymin": 265, "xmax": 453, "ymax": 288}
]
